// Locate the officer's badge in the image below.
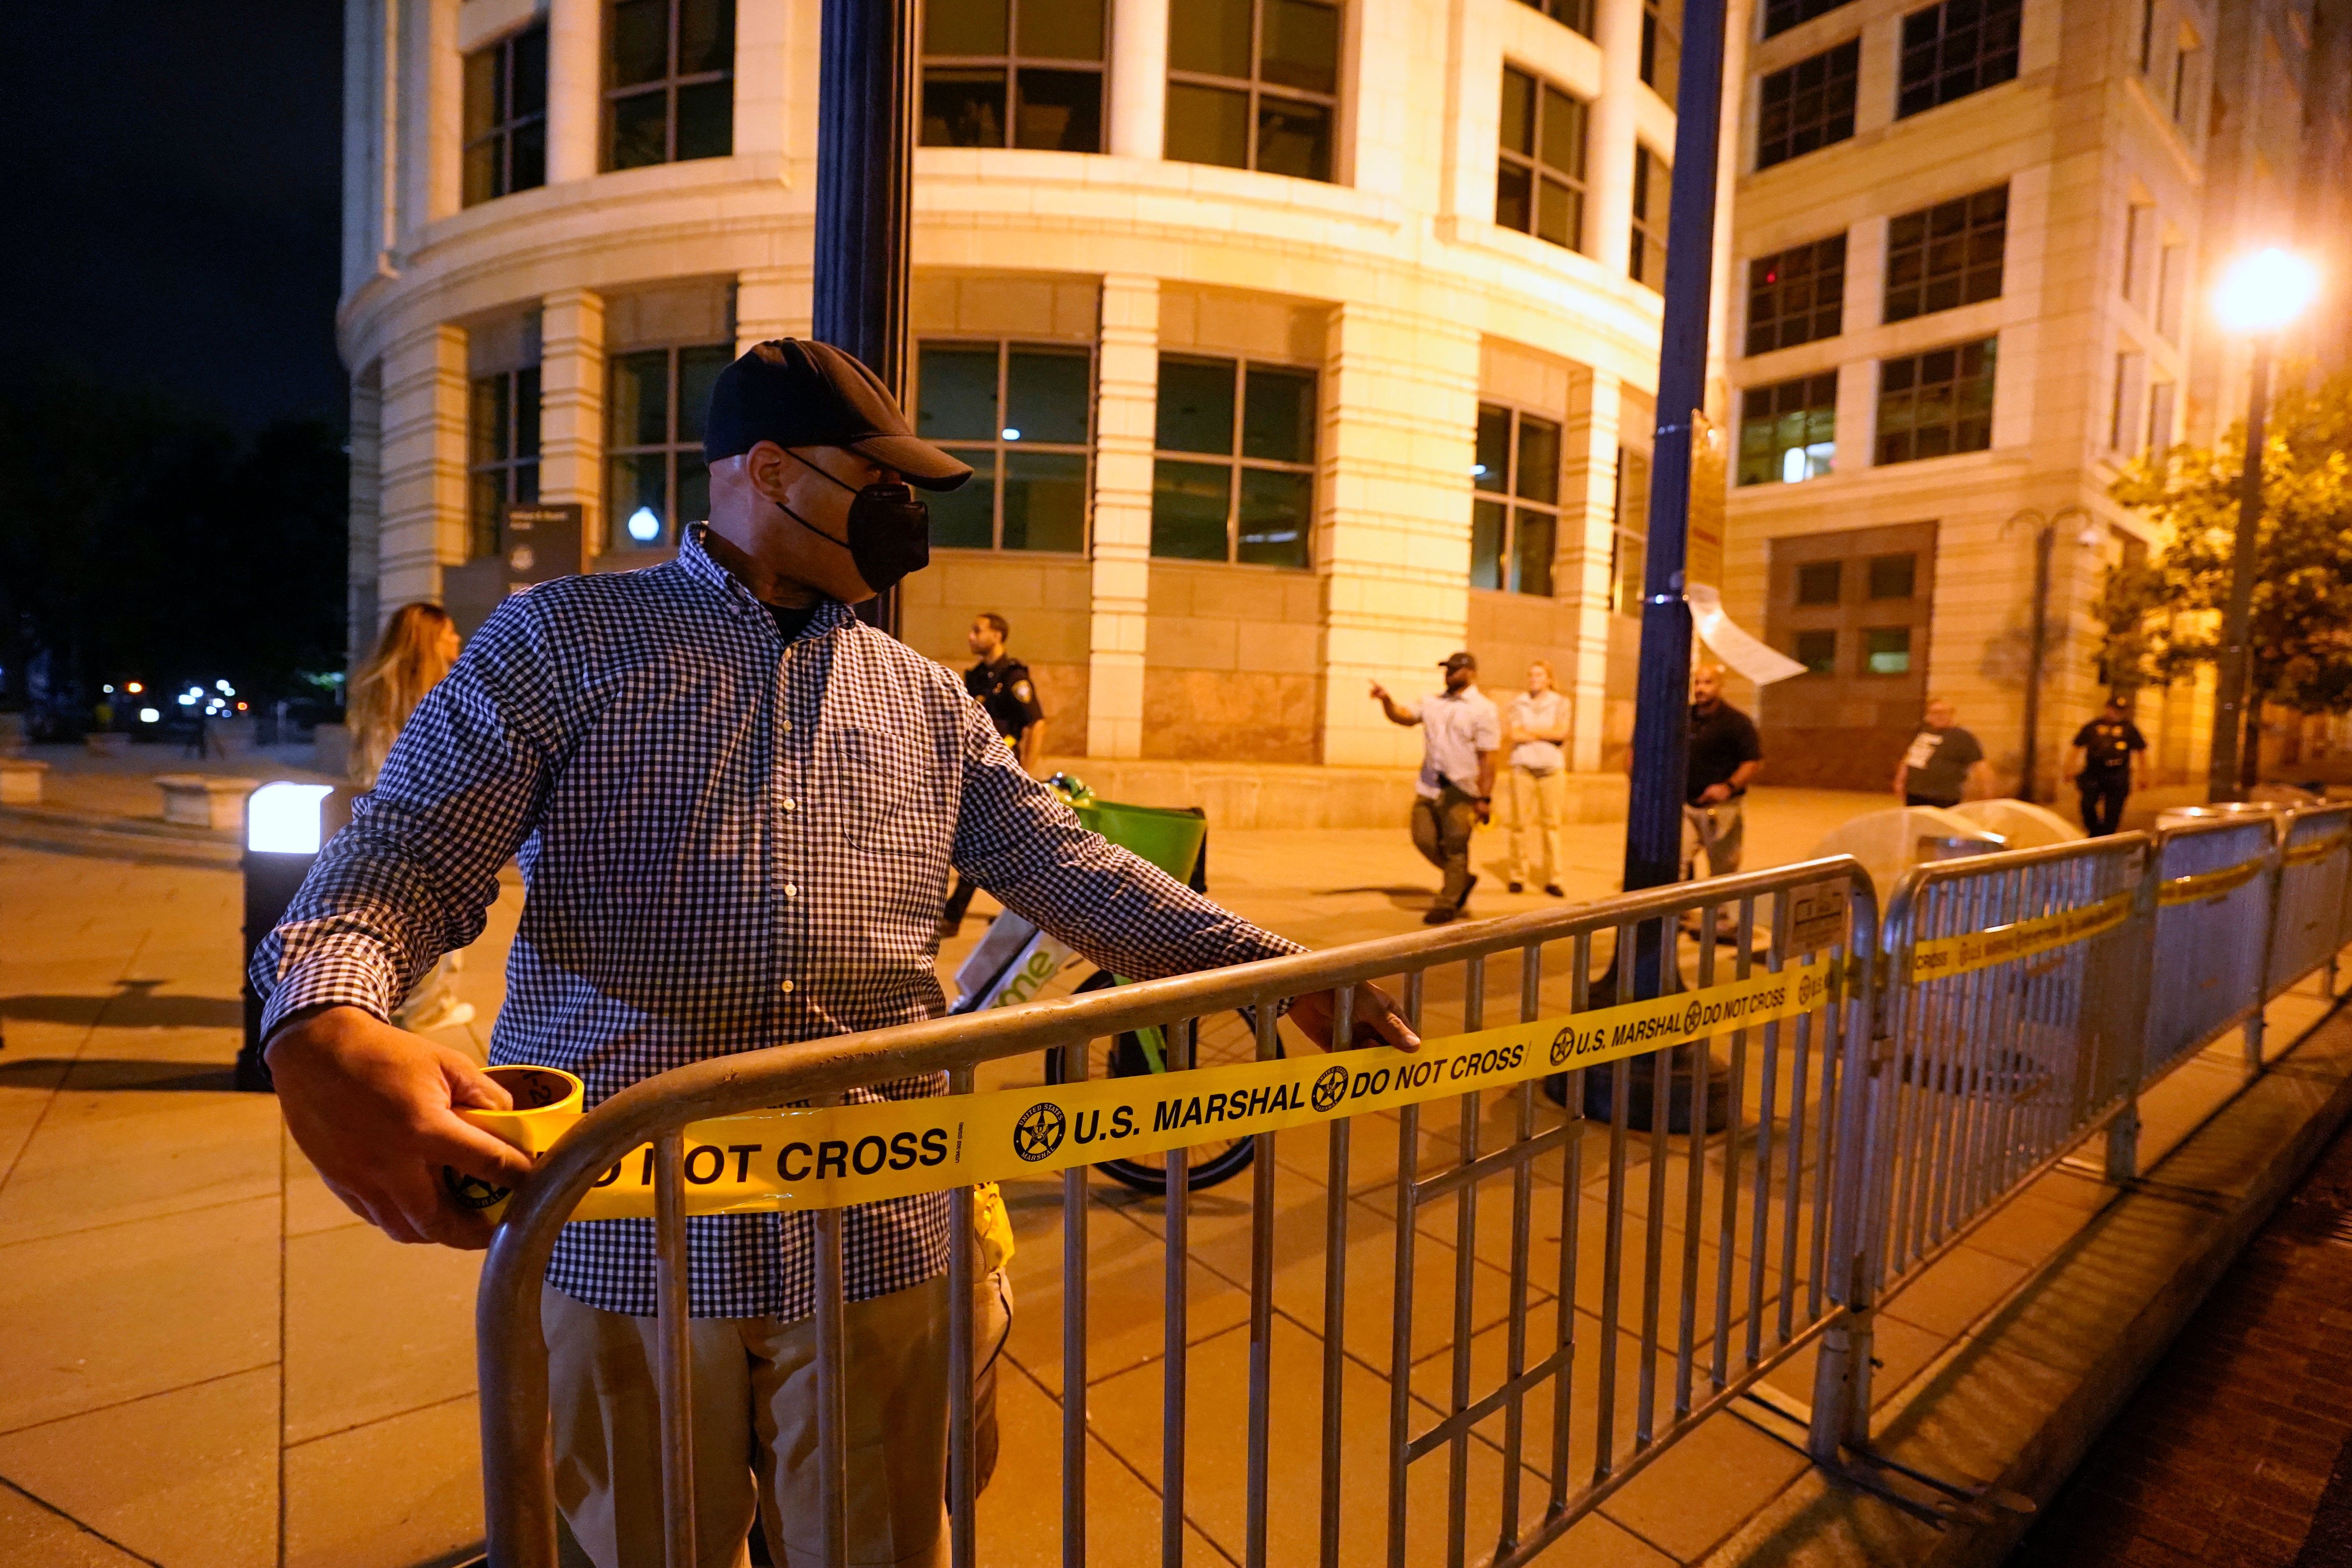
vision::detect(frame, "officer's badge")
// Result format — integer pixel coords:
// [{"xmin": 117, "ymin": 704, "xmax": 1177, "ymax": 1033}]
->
[{"xmin": 1013, "ymin": 680, "xmax": 1033, "ymax": 703}]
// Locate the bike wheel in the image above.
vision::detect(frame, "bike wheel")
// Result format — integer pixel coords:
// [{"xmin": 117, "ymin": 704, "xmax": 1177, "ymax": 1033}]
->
[{"xmin": 1044, "ymin": 969, "xmax": 1279, "ymax": 1192}]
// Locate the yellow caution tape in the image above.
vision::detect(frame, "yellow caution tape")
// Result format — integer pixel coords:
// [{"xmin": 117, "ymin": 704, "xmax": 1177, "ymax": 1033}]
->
[
  {"xmin": 2283, "ymin": 833, "xmax": 2346, "ymax": 870},
  {"xmin": 2156, "ymin": 858, "xmax": 2265, "ymax": 907},
  {"xmin": 456, "ymin": 958, "xmax": 1855, "ymax": 1223},
  {"xmin": 1905, "ymin": 889, "xmax": 2134, "ymax": 983}
]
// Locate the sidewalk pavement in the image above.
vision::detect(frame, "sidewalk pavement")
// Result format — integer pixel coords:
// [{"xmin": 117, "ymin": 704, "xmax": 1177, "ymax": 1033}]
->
[{"xmin": 8, "ymin": 776, "xmax": 2335, "ymax": 1568}]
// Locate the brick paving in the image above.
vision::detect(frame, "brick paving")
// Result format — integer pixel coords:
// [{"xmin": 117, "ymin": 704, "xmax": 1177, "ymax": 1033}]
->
[{"xmin": 2009, "ymin": 1120, "xmax": 2352, "ymax": 1568}]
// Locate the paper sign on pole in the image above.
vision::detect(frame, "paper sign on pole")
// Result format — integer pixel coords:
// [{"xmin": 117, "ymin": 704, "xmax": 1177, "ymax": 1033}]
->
[{"xmin": 1687, "ymin": 582, "xmax": 1807, "ymax": 686}]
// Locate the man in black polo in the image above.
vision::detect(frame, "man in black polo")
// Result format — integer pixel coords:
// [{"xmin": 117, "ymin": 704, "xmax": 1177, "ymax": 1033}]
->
[
  {"xmin": 940, "ymin": 612, "xmax": 1047, "ymax": 936},
  {"xmin": 2069, "ymin": 694, "xmax": 2149, "ymax": 836},
  {"xmin": 1684, "ymin": 663, "xmax": 1763, "ymax": 883}
]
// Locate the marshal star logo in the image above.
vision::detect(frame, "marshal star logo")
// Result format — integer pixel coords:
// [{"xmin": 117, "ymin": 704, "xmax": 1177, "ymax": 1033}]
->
[
  {"xmin": 444, "ymin": 1166, "xmax": 508, "ymax": 1210},
  {"xmin": 1013, "ymin": 1101, "xmax": 1067, "ymax": 1162},
  {"xmin": 1310, "ymin": 1065, "xmax": 1349, "ymax": 1113}
]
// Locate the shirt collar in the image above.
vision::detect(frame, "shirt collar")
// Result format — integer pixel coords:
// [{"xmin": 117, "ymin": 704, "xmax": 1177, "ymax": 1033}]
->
[{"xmin": 678, "ymin": 525, "xmax": 856, "ymax": 644}]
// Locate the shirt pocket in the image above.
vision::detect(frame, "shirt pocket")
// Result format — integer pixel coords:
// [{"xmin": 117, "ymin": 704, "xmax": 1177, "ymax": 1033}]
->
[{"xmin": 821, "ymin": 726, "xmax": 951, "ymax": 862}]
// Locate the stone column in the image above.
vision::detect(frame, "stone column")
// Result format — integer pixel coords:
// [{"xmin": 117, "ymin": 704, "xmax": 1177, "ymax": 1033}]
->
[
  {"xmin": 1107, "ymin": 0, "xmax": 1169, "ymax": 159},
  {"xmin": 1317, "ymin": 302, "xmax": 1482, "ymax": 768},
  {"xmin": 1562, "ymin": 371, "xmax": 1623, "ymax": 772},
  {"xmin": 733, "ymin": 0, "xmax": 789, "ymax": 160},
  {"xmin": 1588, "ymin": 0, "xmax": 1643, "ymax": 274},
  {"xmin": 540, "ymin": 289, "xmax": 607, "ymax": 559},
  {"xmin": 378, "ymin": 321, "xmax": 469, "ymax": 607},
  {"xmin": 348, "ymin": 366, "xmax": 385, "ymax": 674},
  {"xmin": 402, "ymin": 0, "xmax": 463, "ymax": 234},
  {"xmin": 546, "ymin": 0, "xmax": 603, "ymax": 183},
  {"xmin": 736, "ymin": 267, "xmax": 812, "ymax": 351},
  {"xmin": 1087, "ymin": 274, "xmax": 1159, "ymax": 760}
]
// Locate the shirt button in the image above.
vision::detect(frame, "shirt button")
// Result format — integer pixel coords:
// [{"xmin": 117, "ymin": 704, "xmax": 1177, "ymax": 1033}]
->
[
  {"xmin": 782, "ymin": 798, "xmax": 797, "ymax": 812},
  {"xmin": 784, "ymin": 883, "xmax": 798, "ymax": 898},
  {"xmin": 780, "ymin": 979, "xmax": 795, "ymax": 994},
  {"xmin": 780, "ymin": 718, "xmax": 793, "ymax": 732}
]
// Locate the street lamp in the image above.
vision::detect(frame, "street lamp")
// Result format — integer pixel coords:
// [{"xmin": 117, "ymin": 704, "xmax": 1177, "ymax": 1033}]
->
[{"xmin": 2207, "ymin": 248, "xmax": 2321, "ymax": 802}]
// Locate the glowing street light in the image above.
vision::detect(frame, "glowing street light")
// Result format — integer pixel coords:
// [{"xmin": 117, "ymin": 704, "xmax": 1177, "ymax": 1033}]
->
[{"xmin": 2207, "ymin": 249, "xmax": 2320, "ymax": 801}]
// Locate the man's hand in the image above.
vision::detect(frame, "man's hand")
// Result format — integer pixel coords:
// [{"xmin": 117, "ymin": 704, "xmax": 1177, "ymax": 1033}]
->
[
  {"xmin": 1367, "ymin": 680, "xmax": 1389, "ymax": 703},
  {"xmin": 1697, "ymin": 783, "xmax": 1732, "ymax": 806},
  {"xmin": 1473, "ymin": 797, "xmax": 1493, "ymax": 826},
  {"xmin": 266, "ymin": 1005, "xmax": 536, "ymax": 1249},
  {"xmin": 1287, "ymin": 984, "xmax": 1421, "ymax": 1054}
]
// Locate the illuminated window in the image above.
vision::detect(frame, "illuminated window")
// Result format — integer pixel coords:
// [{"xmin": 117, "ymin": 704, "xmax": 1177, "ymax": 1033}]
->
[
  {"xmin": 1470, "ymin": 405, "xmax": 1563, "ymax": 597},
  {"xmin": 1737, "ymin": 373, "xmax": 1836, "ymax": 486},
  {"xmin": 1151, "ymin": 354, "xmax": 1317, "ymax": 568},
  {"xmin": 1496, "ymin": 66, "xmax": 1590, "ymax": 252},
  {"xmin": 605, "ymin": 0, "xmax": 734, "ymax": 170},
  {"xmin": 1166, "ymin": 0, "xmax": 1340, "ymax": 182},
  {"xmin": 915, "ymin": 340, "xmax": 1093, "ymax": 553},
  {"xmin": 1864, "ymin": 626, "xmax": 1912, "ymax": 675},
  {"xmin": 606, "ymin": 343, "xmax": 731, "ymax": 551},
  {"xmin": 920, "ymin": 0, "xmax": 1106, "ymax": 151}
]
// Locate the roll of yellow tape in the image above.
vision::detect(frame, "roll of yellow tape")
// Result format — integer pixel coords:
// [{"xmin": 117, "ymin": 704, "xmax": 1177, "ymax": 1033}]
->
[{"xmin": 444, "ymin": 1064, "xmax": 586, "ymax": 1213}]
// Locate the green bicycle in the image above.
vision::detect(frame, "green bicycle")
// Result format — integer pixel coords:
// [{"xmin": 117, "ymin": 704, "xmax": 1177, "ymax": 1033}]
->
[{"xmin": 946, "ymin": 775, "xmax": 1280, "ymax": 1193}]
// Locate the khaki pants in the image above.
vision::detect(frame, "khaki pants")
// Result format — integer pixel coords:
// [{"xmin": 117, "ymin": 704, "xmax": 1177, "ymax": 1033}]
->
[
  {"xmin": 1501, "ymin": 766, "xmax": 1566, "ymax": 887},
  {"xmin": 1680, "ymin": 799, "xmax": 1745, "ymax": 880},
  {"xmin": 543, "ymin": 1275, "xmax": 950, "ymax": 1568}
]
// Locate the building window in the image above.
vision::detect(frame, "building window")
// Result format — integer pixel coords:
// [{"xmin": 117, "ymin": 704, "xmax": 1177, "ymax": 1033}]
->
[
  {"xmin": 2137, "ymin": 0, "xmax": 2156, "ymax": 72},
  {"xmin": 1151, "ymin": 354, "xmax": 1316, "ymax": 568},
  {"xmin": 1496, "ymin": 66, "xmax": 1589, "ymax": 252},
  {"xmin": 464, "ymin": 24, "xmax": 548, "ymax": 206},
  {"xmin": 1629, "ymin": 145, "xmax": 1670, "ymax": 291},
  {"xmin": 1610, "ymin": 446, "xmax": 1651, "ymax": 614},
  {"xmin": 1755, "ymin": 39, "xmax": 1859, "ymax": 170},
  {"xmin": 1876, "ymin": 338, "xmax": 1997, "ymax": 466},
  {"xmin": 920, "ymin": 0, "xmax": 1105, "ymax": 151},
  {"xmin": 607, "ymin": 343, "xmax": 731, "ymax": 550},
  {"xmin": 2170, "ymin": 43, "xmax": 2197, "ymax": 124},
  {"xmin": 1470, "ymin": 406, "xmax": 1562, "ymax": 596},
  {"xmin": 1864, "ymin": 626, "xmax": 1912, "ymax": 675},
  {"xmin": 468, "ymin": 368, "xmax": 541, "ymax": 559},
  {"xmin": 2121, "ymin": 202, "xmax": 2150, "ymax": 305},
  {"xmin": 1794, "ymin": 629, "xmax": 1837, "ymax": 674},
  {"xmin": 1763, "ymin": 0, "xmax": 1854, "ymax": 38},
  {"xmin": 914, "ymin": 340, "xmax": 1092, "ymax": 553},
  {"xmin": 606, "ymin": 0, "xmax": 734, "ymax": 171},
  {"xmin": 2147, "ymin": 379, "xmax": 2175, "ymax": 456},
  {"xmin": 1882, "ymin": 184, "xmax": 2007, "ymax": 322},
  {"xmin": 1897, "ymin": 0, "xmax": 2022, "ymax": 120},
  {"xmin": 1737, "ymin": 373, "xmax": 1836, "ymax": 486},
  {"xmin": 1166, "ymin": 0, "xmax": 1340, "ymax": 182},
  {"xmin": 2109, "ymin": 350, "xmax": 2145, "ymax": 453},
  {"xmin": 1641, "ymin": 0, "xmax": 1681, "ymax": 108},
  {"xmin": 1795, "ymin": 561, "xmax": 1842, "ymax": 604},
  {"xmin": 1868, "ymin": 553, "xmax": 1915, "ymax": 599},
  {"xmin": 1746, "ymin": 234, "xmax": 1846, "ymax": 354},
  {"xmin": 1517, "ymin": 0, "xmax": 1594, "ymax": 37},
  {"xmin": 2155, "ymin": 243, "xmax": 2184, "ymax": 338}
]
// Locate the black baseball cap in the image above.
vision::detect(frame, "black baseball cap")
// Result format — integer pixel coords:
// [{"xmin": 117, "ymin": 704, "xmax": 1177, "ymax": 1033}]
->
[
  {"xmin": 1440, "ymin": 651, "xmax": 1478, "ymax": 673},
  {"xmin": 703, "ymin": 339, "xmax": 973, "ymax": 491}
]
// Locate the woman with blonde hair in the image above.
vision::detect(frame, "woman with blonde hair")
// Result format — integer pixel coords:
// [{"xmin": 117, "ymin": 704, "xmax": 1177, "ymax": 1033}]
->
[
  {"xmin": 1500, "ymin": 659, "xmax": 1572, "ymax": 896},
  {"xmin": 347, "ymin": 602, "xmax": 473, "ymax": 1031}
]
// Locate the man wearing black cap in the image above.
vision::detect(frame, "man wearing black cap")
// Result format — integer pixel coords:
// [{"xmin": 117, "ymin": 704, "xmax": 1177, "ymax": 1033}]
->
[
  {"xmin": 251, "ymin": 339, "xmax": 1416, "ymax": 1568},
  {"xmin": 2068, "ymin": 694, "xmax": 2149, "ymax": 835},
  {"xmin": 1371, "ymin": 651, "xmax": 1500, "ymax": 923}
]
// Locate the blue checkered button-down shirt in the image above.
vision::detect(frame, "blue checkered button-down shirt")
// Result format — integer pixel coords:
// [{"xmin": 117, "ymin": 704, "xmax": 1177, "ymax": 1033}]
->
[{"xmin": 254, "ymin": 529, "xmax": 1301, "ymax": 1317}]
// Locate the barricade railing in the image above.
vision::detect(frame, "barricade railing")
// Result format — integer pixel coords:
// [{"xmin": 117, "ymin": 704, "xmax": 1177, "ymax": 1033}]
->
[
  {"xmin": 2146, "ymin": 814, "xmax": 2281, "ymax": 1074},
  {"xmin": 2267, "ymin": 805, "xmax": 2352, "ymax": 1003},
  {"xmin": 473, "ymin": 857, "xmax": 1879, "ymax": 1568}
]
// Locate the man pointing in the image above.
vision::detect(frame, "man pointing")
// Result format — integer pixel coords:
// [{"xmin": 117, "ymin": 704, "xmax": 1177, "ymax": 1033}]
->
[{"xmin": 253, "ymin": 340, "xmax": 1413, "ymax": 1568}]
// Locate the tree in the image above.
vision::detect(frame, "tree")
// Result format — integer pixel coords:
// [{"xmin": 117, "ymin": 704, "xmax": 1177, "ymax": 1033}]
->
[
  {"xmin": 2100, "ymin": 372, "xmax": 2352, "ymax": 788},
  {"xmin": 0, "ymin": 367, "xmax": 346, "ymax": 730}
]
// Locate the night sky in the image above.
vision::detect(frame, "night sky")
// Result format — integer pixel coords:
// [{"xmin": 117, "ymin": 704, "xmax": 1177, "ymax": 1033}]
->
[{"xmin": 1, "ymin": 1, "xmax": 348, "ymax": 435}]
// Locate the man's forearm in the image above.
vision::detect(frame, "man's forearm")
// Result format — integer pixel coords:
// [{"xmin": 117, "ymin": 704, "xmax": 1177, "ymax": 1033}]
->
[{"xmin": 1476, "ymin": 754, "xmax": 1496, "ymax": 800}]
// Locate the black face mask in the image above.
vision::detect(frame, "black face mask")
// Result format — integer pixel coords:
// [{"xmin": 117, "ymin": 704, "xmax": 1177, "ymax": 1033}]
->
[{"xmin": 773, "ymin": 450, "xmax": 931, "ymax": 596}]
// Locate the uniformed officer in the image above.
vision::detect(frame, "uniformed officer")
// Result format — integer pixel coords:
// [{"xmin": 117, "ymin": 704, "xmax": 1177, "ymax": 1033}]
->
[
  {"xmin": 940, "ymin": 612, "xmax": 1048, "ymax": 936},
  {"xmin": 2068, "ymin": 694, "xmax": 2149, "ymax": 836}
]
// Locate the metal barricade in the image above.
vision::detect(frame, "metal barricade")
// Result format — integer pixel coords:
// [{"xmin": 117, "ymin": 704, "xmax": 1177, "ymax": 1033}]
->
[
  {"xmin": 2145, "ymin": 814, "xmax": 2280, "ymax": 1074},
  {"xmin": 2266, "ymin": 805, "xmax": 2352, "ymax": 1001},
  {"xmin": 1833, "ymin": 834, "xmax": 2150, "ymax": 1444},
  {"xmin": 474, "ymin": 858, "xmax": 1879, "ymax": 1568}
]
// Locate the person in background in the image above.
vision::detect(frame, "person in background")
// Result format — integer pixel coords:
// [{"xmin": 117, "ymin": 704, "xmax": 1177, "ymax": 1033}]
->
[
  {"xmin": 346, "ymin": 601, "xmax": 473, "ymax": 1032},
  {"xmin": 1500, "ymin": 660, "xmax": 1570, "ymax": 897},
  {"xmin": 1894, "ymin": 698, "xmax": 1990, "ymax": 808},
  {"xmin": 938, "ymin": 611, "xmax": 1047, "ymax": 938},
  {"xmin": 1371, "ymin": 651, "xmax": 1500, "ymax": 924},
  {"xmin": 2069, "ymin": 694, "xmax": 2149, "ymax": 836},
  {"xmin": 1683, "ymin": 663, "xmax": 1762, "ymax": 883}
]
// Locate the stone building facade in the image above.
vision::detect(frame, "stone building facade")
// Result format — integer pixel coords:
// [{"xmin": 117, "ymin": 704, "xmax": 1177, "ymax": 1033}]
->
[
  {"xmin": 337, "ymin": 0, "xmax": 1733, "ymax": 812},
  {"xmin": 1719, "ymin": 0, "xmax": 2352, "ymax": 794}
]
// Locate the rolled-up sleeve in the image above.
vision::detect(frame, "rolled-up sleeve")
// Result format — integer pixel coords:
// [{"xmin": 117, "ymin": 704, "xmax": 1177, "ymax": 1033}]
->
[
  {"xmin": 251, "ymin": 596, "xmax": 568, "ymax": 1036},
  {"xmin": 948, "ymin": 709, "xmax": 1302, "ymax": 982}
]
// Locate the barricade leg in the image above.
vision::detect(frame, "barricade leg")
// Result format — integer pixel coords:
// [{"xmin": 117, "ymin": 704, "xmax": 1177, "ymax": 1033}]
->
[{"xmin": 2102, "ymin": 1100, "xmax": 2141, "ymax": 1185}]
